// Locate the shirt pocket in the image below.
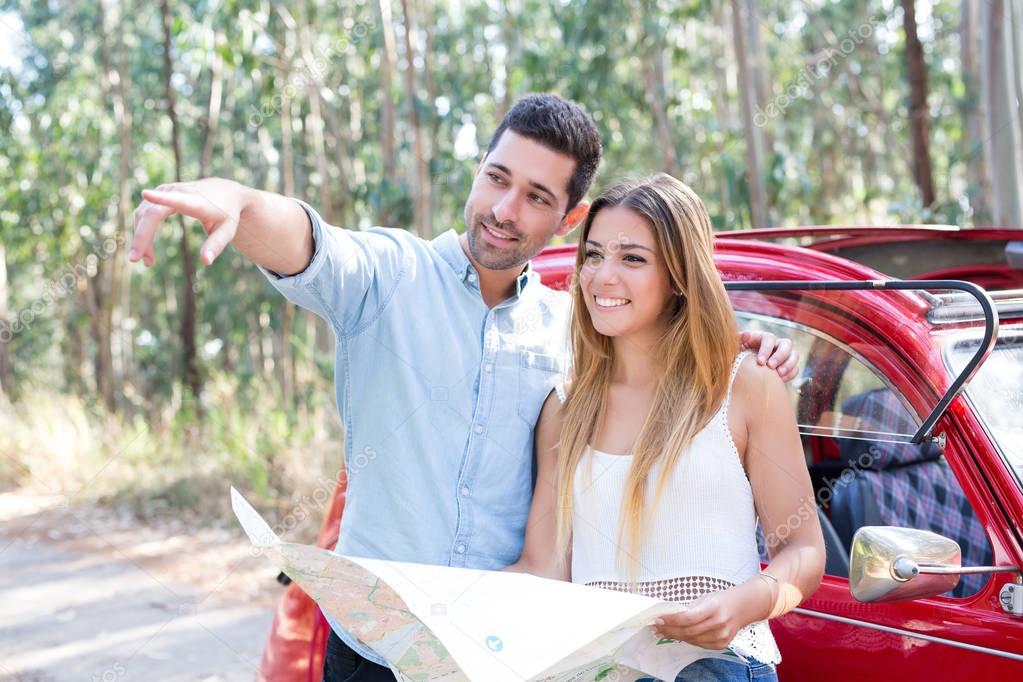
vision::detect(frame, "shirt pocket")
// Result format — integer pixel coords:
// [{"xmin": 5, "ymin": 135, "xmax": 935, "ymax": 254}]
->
[{"xmin": 517, "ymin": 351, "xmax": 566, "ymax": 425}]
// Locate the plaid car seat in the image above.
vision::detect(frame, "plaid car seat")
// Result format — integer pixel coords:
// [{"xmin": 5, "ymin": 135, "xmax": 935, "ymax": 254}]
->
[{"xmin": 829, "ymin": 388, "xmax": 993, "ymax": 598}]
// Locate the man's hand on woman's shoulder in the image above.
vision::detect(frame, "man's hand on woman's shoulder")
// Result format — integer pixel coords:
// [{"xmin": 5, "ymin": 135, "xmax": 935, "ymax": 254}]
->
[{"xmin": 739, "ymin": 330, "xmax": 799, "ymax": 382}]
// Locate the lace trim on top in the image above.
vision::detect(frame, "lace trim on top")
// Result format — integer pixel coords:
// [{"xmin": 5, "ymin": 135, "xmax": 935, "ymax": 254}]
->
[
  {"xmin": 586, "ymin": 575, "xmax": 734, "ymax": 602},
  {"xmin": 585, "ymin": 575, "xmax": 782, "ymax": 665}
]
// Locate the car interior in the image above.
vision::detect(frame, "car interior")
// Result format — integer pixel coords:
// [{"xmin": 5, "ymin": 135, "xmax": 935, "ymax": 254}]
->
[{"xmin": 737, "ymin": 311, "xmax": 994, "ymax": 599}]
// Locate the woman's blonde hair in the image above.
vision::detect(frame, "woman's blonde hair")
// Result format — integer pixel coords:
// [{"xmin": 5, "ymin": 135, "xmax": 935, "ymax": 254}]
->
[{"xmin": 554, "ymin": 173, "xmax": 739, "ymax": 581}]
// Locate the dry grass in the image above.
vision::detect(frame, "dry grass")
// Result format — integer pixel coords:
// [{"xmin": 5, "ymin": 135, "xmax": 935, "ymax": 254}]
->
[{"xmin": 0, "ymin": 371, "xmax": 343, "ymax": 541}]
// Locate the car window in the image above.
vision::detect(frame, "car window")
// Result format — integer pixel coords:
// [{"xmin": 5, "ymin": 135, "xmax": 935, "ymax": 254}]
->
[
  {"xmin": 944, "ymin": 329, "xmax": 1023, "ymax": 491},
  {"xmin": 736, "ymin": 311, "xmax": 993, "ymax": 598}
]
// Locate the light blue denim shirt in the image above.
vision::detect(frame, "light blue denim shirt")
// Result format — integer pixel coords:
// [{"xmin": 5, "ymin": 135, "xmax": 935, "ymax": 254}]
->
[{"xmin": 261, "ymin": 201, "xmax": 570, "ymax": 665}]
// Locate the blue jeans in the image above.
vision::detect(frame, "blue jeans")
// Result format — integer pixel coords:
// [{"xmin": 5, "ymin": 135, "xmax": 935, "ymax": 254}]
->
[
  {"xmin": 322, "ymin": 630, "xmax": 394, "ymax": 682},
  {"xmin": 638, "ymin": 656, "xmax": 778, "ymax": 682}
]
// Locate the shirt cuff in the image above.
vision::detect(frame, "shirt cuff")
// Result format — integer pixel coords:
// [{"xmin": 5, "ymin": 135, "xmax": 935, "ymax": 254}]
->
[{"xmin": 256, "ymin": 198, "xmax": 330, "ymax": 287}]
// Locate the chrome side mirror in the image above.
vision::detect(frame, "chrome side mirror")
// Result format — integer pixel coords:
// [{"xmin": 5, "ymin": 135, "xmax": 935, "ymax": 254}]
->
[
  {"xmin": 850, "ymin": 526, "xmax": 1022, "ymax": 604},
  {"xmin": 850, "ymin": 527, "xmax": 960, "ymax": 602}
]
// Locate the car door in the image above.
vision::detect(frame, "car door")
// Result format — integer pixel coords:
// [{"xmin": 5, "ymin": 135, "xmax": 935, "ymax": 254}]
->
[{"xmin": 729, "ymin": 297, "xmax": 1023, "ymax": 681}]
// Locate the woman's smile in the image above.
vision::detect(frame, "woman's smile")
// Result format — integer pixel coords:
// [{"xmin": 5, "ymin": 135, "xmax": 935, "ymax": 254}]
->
[{"xmin": 593, "ymin": 295, "xmax": 632, "ymax": 310}]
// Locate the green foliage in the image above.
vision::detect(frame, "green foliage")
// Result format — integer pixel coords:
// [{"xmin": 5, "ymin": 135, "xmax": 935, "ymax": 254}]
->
[{"xmin": 0, "ymin": 0, "xmax": 1000, "ymax": 519}]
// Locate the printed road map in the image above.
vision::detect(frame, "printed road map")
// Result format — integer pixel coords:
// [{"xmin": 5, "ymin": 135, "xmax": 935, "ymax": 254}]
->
[{"xmin": 232, "ymin": 488, "xmax": 737, "ymax": 681}]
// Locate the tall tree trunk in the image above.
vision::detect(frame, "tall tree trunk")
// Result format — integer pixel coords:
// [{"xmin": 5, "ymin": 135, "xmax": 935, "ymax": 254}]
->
[
  {"xmin": 744, "ymin": 0, "xmax": 774, "ymax": 222},
  {"xmin": 713, "ymin": 1, "xmax": 734, "ymax": 128},
  {"xmin": 901, "ymin": 0, "xmax": 936, "ymax": 209},
  {"xmin": 86, "ymin": 271, "xmax": 114, "ymax": 408},
  {"xmin": 221, "ymin": 76, "xmax": 236, "ymax": 176},
  {"xmin": 400, "ymin": 0, "xmax": 431, "ymax": 238},
  {"xmin": 712, "ymin": 1, "xmax": 735, "ymax": 222},
  {"xmin": 252, "ymin": 311, "xmax": 267, "ymax": 374},
  {"xmin": 745, "ymin": 0, "xmax": 770, "ymax": 114},
  {"xmin": 278, "ymin": 86, "xmax": 296, "ymax": 200},
  {"xmin": 421, "ymin": 2, "xmax": 437, "ymax": 166},
  {"xmin": 810, "ymin": 59, "xmax": 831, "ymax": 226},
  {"xmin": 161, "ymin": 0, "xmax": 201, "ymax": 403},
  {"xmin": 962, "ymin": 0, "xmax": 993, "ymax": 225},
  {"xmin": 377, "ymin": 0, "xmax": 398, "ymax": 225},
  {"xmin": 91, "ymin": 0, "xmax": 123, "ymax": 411},
  {"xmin": 498, "ymin": 5, "xmax": 518, "ymax": 118},
  {"xmin": 199, "ymin": 30, "xmax": 223, "ymax": 178},
  {"xmin": 307, "ymin": 91, "xmax": 334, "ymax": 221},
  {"xmin": 276, "ymin": 21, "xmax": 297, "ymax": 407},
  {"xmin": 420, "ymin": 19, "xmax": 433, "ymax": 237},
  {"xmin": 198, "ymin": 29, "xmax": 224, "ymax": 378},
  {"xmin": 111, "ymin": 5, "xmax": 132, "ymax": 389},
  {"xmin": 319, "ymin": 98, "xmax": 354, "ymax": 226},
  {"xmin": 744, "ymin": 0, "xmax": 772, "ymax": 144},
  {"xmin": 68, "ymin": 288, "xmax": 88, "ymax": 396},
  {"xmin": 820, "ymin": 139, "xmax": 837, "ymax": 224},
  {"xmin": 982, "ymin": 0, "xmax": 1023, "ymax": 227},
  {"xmin": 297, "ymin": 16, "xmax": 336, "ymax": 225},
  {"xmin": 640, "ymin": 0, "xmax": 681, "ymax": 177},
  {"xmin": 0, "ymin": 242, "xmax": 10, "ymax": 401},
  {"xmin": 730, "ymin": 0, "xmax": 768, "ymax": 228}
]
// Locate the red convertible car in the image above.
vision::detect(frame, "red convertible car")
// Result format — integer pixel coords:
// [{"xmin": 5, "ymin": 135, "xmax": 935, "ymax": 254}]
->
[{"xmin": 258, "ymin": 226, "xmax": 1023, "ymax": 681}]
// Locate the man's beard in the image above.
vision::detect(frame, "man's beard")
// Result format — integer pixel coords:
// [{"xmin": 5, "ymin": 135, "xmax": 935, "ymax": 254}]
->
[{"xmin": 463, "ymin": 209, "xmax": 541, "ymax": 271}]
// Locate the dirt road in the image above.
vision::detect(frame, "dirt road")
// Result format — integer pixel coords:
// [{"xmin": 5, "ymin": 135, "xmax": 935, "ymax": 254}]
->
[{"xmin": 0, "ymin": 492, "xmax": 282, "ymax": 681}]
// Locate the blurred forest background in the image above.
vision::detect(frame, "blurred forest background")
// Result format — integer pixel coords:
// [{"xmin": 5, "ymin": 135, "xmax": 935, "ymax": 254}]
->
[{"xmin": 1, "ymin": 0, "xmax": 1021, "ymax": 521}]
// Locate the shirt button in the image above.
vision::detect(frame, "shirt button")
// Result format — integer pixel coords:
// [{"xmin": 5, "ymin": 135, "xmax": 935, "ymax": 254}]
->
[
  {"xmin": 474, "ymin": 424, "xmax": 483, "ymax": 434},
  {"xmin": 456, "ymin": 544, "xmax": 466, "ymax": 554},
  {"xmin": 460, "ymin": 486, "xmax": 470, "ymax": 497},
  {"xmin": 483, "ymin": 363, "xmax": 493, "ymax": 373},
  {"xmin": 467, "ymin": 272, "xmax": 477, "ymax": 282}
]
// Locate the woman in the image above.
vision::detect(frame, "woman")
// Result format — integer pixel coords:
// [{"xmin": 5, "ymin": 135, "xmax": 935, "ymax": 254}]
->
[{"xmin": 507, "ymin": 174, "xmax": 825, "ymax": 681}]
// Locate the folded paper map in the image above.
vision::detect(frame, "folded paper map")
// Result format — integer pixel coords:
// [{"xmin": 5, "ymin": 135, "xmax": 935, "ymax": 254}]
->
[{"xmin": 232, "ymin": 487, "xmax": 738, "ymax": 681}]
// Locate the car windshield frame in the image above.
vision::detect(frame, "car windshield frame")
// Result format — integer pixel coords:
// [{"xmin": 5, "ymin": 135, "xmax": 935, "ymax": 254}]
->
[
  {"xmin": 724, "ymin": 279, "xmax": 997, "ymax": 445},
  {"xmin": 942, "ymin": 326, "xmax": 1023, "ymax": 493}
]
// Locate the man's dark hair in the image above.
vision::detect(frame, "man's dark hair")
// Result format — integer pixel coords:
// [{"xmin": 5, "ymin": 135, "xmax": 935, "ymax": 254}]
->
[{"xmin": 487, "ymin": 94, "xmax": 602, "ymax": 211}]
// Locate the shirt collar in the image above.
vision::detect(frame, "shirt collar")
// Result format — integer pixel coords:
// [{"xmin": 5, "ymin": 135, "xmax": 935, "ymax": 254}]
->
[
  {"xmin": 515, "ymin": 261, "xmax": 538, "ymax": 297},
  {"xmin": 432, "ymin": 229, "xmax": 539, "ymax": 297},
  {"xmin": 432, "ymin": 229, "xmax": 473, "ymax": 280}
]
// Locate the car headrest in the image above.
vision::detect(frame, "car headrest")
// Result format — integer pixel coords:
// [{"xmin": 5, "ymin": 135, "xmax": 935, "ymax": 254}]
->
[{"xmin": 1007, "ymin": 241, "xmax": 1023, "ymax": 269}]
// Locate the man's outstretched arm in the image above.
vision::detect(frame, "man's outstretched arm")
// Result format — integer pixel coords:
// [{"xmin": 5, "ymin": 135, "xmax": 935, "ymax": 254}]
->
[{"xmin": 129, "ymin": 177, "xmax": 314, "ymax": 276}]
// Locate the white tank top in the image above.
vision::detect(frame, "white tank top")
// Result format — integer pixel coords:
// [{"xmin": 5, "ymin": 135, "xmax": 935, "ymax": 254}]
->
[{"xmin": 555, "ymin": 351, "xmax": 781, "ymax": 664}]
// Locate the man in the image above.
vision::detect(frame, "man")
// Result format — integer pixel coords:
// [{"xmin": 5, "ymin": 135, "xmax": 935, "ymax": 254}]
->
[{"xmin": 130, "ymin": 94, "xmax": 798, "ymax": 681}]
